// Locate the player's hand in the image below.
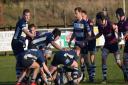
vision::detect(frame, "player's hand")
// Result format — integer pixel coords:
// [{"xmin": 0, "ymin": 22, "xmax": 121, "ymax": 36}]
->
[{"xmin": 47, "ymin": 73, "xmax": 53, "ymax": 81}]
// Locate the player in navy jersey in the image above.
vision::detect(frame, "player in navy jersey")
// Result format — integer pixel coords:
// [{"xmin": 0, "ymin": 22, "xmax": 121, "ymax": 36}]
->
[
  {"xmin": 12, "ymin": 9, "xmax": 35, "ymax": 56},
  {"xmin": 28, "ymin": 28, "xmax": 64, "ymax": 51},
  {"xmin": 116, "ymin": 8, "xmax": 128, "ymax": 82},
  {"xmin": 11, "ymin": 9, "xmax": 35, "ymax": 80},
  {"xmin": 95, "ymin": 12, "xmax": 124, "ymax": 83},
  {"xmin": 49, "ymin": 46, "xmax": 81, "ymax": 84},
  {"xmin": 68, "ymin": 7, "xmax": 92, "ymax": 82},
  {"xmin": 81, "ymin": 10, "xmax": 96, "ymax": 82}
]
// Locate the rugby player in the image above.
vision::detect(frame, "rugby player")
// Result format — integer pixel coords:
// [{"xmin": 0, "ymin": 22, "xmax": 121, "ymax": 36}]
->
[
  {"xmin": 81, "ymin": 10, "xmax": 96, "ymax": 82},
  {"xmin": 11, "ymin": 9, "xmax": 35, "ymax": 80},
  {"xmin": 68, "ymin": 7, "xmax": 92, "ymax": 82},
  {"xmin": 95, "ymin": 12, "xmax": 124, "ymax": 83},
  {"xmin": 116, "ymin": 8, "xmax": 128, "ymax": 82}
]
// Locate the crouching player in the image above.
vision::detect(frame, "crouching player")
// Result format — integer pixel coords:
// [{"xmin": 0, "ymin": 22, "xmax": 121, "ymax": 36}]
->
[
  {"xmin": 16, "ymin": 49, "xmax": 52, "ymax": 85},
  {"xmin": 49, "ymin": 46, "xmax": 82, "ymax": 84}
]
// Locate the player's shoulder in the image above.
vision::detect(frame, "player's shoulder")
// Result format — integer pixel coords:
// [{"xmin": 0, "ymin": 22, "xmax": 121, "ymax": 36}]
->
[
  {"xmin": 17, "ymin": 18, "xmax": 27, "ymax": 27},
  {"xmin": 19, "ymin": 18, "xmax": 26, "ymax": 24}
]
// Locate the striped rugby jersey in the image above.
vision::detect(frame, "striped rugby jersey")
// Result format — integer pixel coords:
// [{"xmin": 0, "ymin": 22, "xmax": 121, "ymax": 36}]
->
[
  {"xmin": 29, "ymin": 32, "xmax": 54, "ymax": 49},
  {"xmin": 13, "ymin": 18, "xmax": 28, "ymax": 40},
  {"xmin": 73, "ymin": 19, "xmax": 91, "ymax": 45}
]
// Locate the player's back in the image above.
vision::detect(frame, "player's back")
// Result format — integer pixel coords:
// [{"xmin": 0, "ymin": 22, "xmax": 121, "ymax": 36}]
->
[
  {"xmin": 55, "ymin": 50, "xmax": 77, "ymax": 59},
  {"xmin": 29, "ymin": 32, "xmax": 54, "ymax": 49}
]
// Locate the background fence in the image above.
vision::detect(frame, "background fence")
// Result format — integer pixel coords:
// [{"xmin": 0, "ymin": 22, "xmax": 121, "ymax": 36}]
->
[{"xmin": 0, "ymin": 0, "xmax": 128, "ymax": 29}]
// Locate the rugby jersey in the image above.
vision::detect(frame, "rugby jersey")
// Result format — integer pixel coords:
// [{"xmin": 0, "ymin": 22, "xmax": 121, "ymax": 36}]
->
[{"xmin": 73, "ymin": 19, "xmax": 91, "ymax": 45}]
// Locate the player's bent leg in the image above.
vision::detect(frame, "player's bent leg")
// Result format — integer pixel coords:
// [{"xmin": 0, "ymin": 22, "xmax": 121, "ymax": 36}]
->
[
  {"xmin": 80, "ymin": 56, "xmax": 86, "ymax": 72},
  {"xmin": 49, "ymin": 66, "xmax": 57, "ymax": 75},
  {"xmin": 16, "ymin": 69, "xmax": 27, "ymax": 85},
  {"xmin": 29, "ymin": 62, "xmax": 40, "ymax": 85}
]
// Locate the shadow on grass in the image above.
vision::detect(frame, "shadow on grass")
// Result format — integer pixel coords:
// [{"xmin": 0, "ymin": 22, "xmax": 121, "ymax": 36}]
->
[
  {"xmin": 80, "ymin": 79, "xmax": 127, "ymax": 85},
  {"xmin": 0, "ymin": 80, "xmax": 127, "ymax": 85},
  {"xmin": 0, "ymin": 82, "xmax": 15, "ymax": 85}
]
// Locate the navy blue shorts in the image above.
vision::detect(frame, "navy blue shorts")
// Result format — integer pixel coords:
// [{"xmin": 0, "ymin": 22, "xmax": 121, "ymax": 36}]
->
[
  {"xmin": 11, "ymin": 39, "xmax": 25, "ymax": 56},
  {"xmin": 75, "ymin": 43, "xmax": 88, "ymax": 54},
  {"xmin": 21, "ymin": 57, "xmax": 34, "ymax": 68},
  {"xmin": 25, "ymin": 49, "xmax": 45, "ymax": 67},
  {"xmin": 51, "ymin": 53, "xmax": 73, "ymax": 66},
  {"xmin": 103, "ymin": 43, "xmax": 119, "ymax": 53},
  {"xmin": 88, "ymin": 39, "xmax": 96, "ymax": 52}
]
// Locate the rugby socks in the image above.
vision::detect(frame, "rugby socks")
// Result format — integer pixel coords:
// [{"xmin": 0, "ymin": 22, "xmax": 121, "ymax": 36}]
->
[
  {"xmin": 16, "ymin": 67, "xmax": 22, "ymax": 80},
  {"xmin": 90, "ymin": 63, "xmax": 96, "ymax": 81},
  {"xmin": 123, "ymin": 66, "xmax": 128, "ymax": 81},
  {"xmin": 87, "ymin": 65, "xmax": 93, "ymax": 82},
  {"xmin": 102, "ymin": 64, "xmax": 107, "ymax": 81},
  {"xmin": 81, "ymin": 64, "xmax": 86, "ymax": 72},
  {"xmin": 81, "ymin": 64, "xmax": 86, "ymax": 81}
]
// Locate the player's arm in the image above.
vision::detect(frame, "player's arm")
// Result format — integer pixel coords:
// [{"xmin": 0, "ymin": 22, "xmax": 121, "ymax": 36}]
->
[
  {"xmin": 94, "ymin": 26, "xmax": 102, "ymax": 39},
  {"xmin": 41, "ymin": 62, "xmax": 52, "ymax": 78},
  {"xmin": 23, "ymin": 28, "xmax": 35, "ymax": 39},
  {"xmin": 95, "ymin": 32, "xmax": 102, "ymax": 39}
]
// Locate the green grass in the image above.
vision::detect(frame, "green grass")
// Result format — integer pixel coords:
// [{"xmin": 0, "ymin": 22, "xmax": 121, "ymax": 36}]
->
[{"xmin": 0, "ymin": 50, "xmax": 127, "ymax": 85}]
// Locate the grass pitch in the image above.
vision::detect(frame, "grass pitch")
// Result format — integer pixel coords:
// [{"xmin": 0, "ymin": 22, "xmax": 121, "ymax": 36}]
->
[{"xmin": 0, "ymin": 50, "xmax": 127, "ymax": 85}]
